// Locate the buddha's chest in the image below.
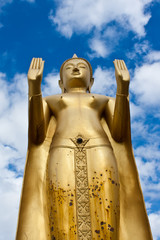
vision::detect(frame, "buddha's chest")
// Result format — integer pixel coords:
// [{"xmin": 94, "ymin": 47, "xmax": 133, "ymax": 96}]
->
[{"xmin": 47, "ymin": 93, "xmax": 108, "ymax": 116}]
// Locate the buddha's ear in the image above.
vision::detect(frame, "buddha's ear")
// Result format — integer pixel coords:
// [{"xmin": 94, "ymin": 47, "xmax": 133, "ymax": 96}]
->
[
  {"xmin": 59, "ymin": 80, "xmax": 65, "ymax": 93},
  {"xmin": 88, "ymin": 77, "xmax": 94, "ymax": 93}
]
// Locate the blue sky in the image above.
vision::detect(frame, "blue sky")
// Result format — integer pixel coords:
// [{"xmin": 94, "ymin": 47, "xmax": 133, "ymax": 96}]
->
[{"xmin": 0, "ymin": 0, "xmax": 160, "ymax": 239}]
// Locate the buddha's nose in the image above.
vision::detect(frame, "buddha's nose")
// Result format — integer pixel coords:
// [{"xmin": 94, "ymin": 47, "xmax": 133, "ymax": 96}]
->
[{"xmin": 73, "ymin": 66, "xmax": 79, "ymax": 72}]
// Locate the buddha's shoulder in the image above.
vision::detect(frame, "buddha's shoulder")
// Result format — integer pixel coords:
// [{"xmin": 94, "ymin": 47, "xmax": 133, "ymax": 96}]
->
[
  {"xmin": 90, "ymin": 93, "xmax": 115, "ymax": 100},
  {"xmin": 43, "ymin": 93, "xmax": 115, "ymax": 103},
  {"xmin": 43, "ymin": 94, "xmax": 63, "ymax": 103},
  {"xmin": 44, "ymin": 94, "xmax": 62, "ymax": 100}
]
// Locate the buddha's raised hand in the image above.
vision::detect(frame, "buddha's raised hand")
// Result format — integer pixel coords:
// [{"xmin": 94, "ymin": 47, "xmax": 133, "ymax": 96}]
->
[
  {"xmin": 113, "ymin": 59, "xmax": 130, "ymax": 95},
  {"xmin": 28, "ymin": 58, "xmax": 44, "ymax": 95}
]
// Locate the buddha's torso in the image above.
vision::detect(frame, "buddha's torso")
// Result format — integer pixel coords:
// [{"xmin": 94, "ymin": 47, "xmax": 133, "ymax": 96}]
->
[
  {"xmin": 45, "ymin": 93, "xmax": 119, "ymax": 240},
  {"xmin": 45, "ymin": 92, "xmax": 110, "ymax": 142}
]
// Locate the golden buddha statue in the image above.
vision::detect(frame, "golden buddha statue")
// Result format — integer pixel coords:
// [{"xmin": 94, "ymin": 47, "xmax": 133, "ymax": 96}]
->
[{"xmin": 16, "ymin": 55, "xmax": 153, "ymax": 240}]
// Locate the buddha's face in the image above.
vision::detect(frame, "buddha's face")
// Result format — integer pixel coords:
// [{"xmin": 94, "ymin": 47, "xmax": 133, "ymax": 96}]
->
[{"xmin": 61, "ymin": 59, "xmax": 91, "ymax": 92}]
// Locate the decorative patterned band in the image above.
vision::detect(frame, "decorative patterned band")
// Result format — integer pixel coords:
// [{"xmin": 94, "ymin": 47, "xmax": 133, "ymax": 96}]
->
[{"xmin": 71, "ymin": 136, "xmax": 92, "ymax": 240}]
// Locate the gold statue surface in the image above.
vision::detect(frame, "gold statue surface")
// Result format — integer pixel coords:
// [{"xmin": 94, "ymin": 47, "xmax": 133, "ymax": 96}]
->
[{"xmin": 16, "ymin": 55, "xmax": 153, "ymax": 240}]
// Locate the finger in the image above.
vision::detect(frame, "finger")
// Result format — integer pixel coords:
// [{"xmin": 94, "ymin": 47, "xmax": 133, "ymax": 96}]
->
[
  {"xmin": 113, "ymin": 59, "xmax": 118, "ymax": 71},
  {"xmin": 37, "ymin": 58, "xmax": 40, "ymax": 69},
  {"xmin": 30, "ymin": 58, "xmax": 35, "ymax": 69},
  {"xmin": 39, "ymin": 58, "xmax": 42, "ymax": 68},
  {"xmin": 122, "ymin": 60, "xmax": 127, "ymax": 70},
  {"xmin": 35, "ymin": 58, "xmax": 38, "ymax": 69},
  {"xmin": 113, "ymin": 60, "xmax": 121, "ymax": 75},
  {"xmin": 119, "ymin": 60, "xmax": 124, "ymax": 70},
  {"xmin": 35, "ymin": 58, "xmax": 39, "ymax": 69},
  {"xmin": 39, "ymin": 60, "xmax": 45, "ymax": 75},
  {"xmin": 29, "ymin": 58, "xmax": 35, "ymax": 69},
  {"xmin": 114, "ymin": 59, "xmax": 120, "ymax": 71},
  {"xmin": 117, "ymin": 60, "xmax": 121, "ymax": 70},
  {"xmin": 33, "ymin": 58, "xmax": 37, "ymax": 69}
]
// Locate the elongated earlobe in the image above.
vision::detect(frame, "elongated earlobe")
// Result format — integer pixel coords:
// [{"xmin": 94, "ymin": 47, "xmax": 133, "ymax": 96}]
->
[
  {"xmin": 59, "ymin": 80, "xmax": 65, "ymax": 93},
  {"xmin": 88, "ymin": 78, "xmax": 94, "ymax": 93}
]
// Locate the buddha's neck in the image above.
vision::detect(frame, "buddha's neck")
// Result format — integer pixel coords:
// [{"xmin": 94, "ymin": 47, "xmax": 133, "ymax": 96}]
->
[{"xmin": 67, "ymin": 88, "xmax": 88, "ymax": 93}]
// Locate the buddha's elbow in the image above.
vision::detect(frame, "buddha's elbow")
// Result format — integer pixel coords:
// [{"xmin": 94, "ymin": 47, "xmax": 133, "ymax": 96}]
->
[
  {"xmin": 111, "ymin": 129, "xmax": 125, "ymax": 143},
  {"xmin": 29, "ymin": 127, "xmax": 45, "ymax": 145}
]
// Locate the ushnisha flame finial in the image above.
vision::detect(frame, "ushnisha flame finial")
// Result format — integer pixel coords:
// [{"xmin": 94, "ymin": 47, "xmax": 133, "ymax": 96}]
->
[{"xmin": 72, "ymin": 54, "xmax": 78, "ymax": 58}]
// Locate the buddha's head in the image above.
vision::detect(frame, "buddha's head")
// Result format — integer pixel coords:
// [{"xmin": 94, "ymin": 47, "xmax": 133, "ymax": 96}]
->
[{"xmin": 59, "ymin": 54, "xmax": 94, "ymax": 93}]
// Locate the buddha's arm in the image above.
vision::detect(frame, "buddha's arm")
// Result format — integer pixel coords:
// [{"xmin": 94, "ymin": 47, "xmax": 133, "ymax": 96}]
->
[
  {"xmin": 28, "ymin": 58, "xmax": 50, "ymax": 144},
  {"xmin": 106, "ymin": 60, "xmax": 130, "ymax": 142}
]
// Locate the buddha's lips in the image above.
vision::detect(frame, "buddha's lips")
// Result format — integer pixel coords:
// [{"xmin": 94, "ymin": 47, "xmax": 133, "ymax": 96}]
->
[{"xmin": 72, "ymin": 72, "xmax": 80, "ymax": 75}]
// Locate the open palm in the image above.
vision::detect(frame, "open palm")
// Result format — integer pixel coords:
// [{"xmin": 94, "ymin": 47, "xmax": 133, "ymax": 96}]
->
[
  {"xmin": 113, "ymin": 59, "xmax": 130, "ymax": 95},
  {"xmin": 28, "ymin": 58, "xmax": 44, "ymax": 82}
]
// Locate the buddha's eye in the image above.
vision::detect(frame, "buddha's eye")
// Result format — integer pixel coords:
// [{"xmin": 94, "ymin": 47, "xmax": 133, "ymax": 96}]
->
[
  {"xmin": 79, "ymin": 66, "xmax": 86, "ymax": 69},
  {"xmin": 66, "ymin": 66, "xmax": 72, "ymax": 70}
]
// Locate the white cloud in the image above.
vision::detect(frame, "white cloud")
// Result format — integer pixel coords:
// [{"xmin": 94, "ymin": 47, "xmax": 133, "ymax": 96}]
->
[
  {"xmin": 103, "ymin": 26, "xmax": 119, "ymax": 39},
  {"xmin": 43, "ymin": 71, "xmax": 61, "ymax": 96},
  {"xmin": 0, "ymin": 73, "xmax": 28, "ymax": 154},
  {"xmin": 50, "ymin": 0, "xmax": 152, "ymax": 57},
  {"xmin": 0, "ymin": 169, "xmax": 22, "ymax": 240},
  {"xmin": 133, "ymin": 139, "xmax": 160, "ymax": 202},
  {"xmin": 131, "ymin": 61, "xmax": 160, "ymax": 106},
  {"xmin": 130, "ymin": 51, "xmax": 160, "ymax": 194},
  {"xmin": 145, "ymin": 50, "xmax": 160, "ymax": 63},
  {"xmin": 149, "ymin": 212, "xmax": 160, "ymax": 240},
  {"xmin": 145, "ymin": 201, "xmax": 152, "ymax": 211},
  {"xmin": 51, "ymin": 0, "xmax": 151, "ymax": 37},
  {"xmin": 0, "ymin": 73, "xmax": 10, "ymax": 114},
  {"xmin": 131, "ymin": 120, "xmax": 149, "ymax": 140},
  {"xmin": 88, "ymin": 26, "xmax": 123, "ymax": 58},
  {"xmin": 126, "ymin": 40, "xmax": 150, "ymax": 60},
  {"xmin": 135, "ymin": 144, "xmax": 160, "ymax": 162},
  {"xmin": 130, "ymin": 102, "xmax": 145, "ymax": 120},
  {"xmin": 134, "ymin": 153, "xmax": 160, "ymax": 210},
  {"xmin": 136, "ymin": 156, "xmax": 157, "ymax": 182},
  {"xmin": 92, "ymin": 66, "xmax": 116, "ymax": 95},
  {"xmin": 89, "ymin": 38, "xmax": 110, "ymax": 58},
  {"xmin": 0, "ymin": 72, "xmax": 28, "ymax": 239}
]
